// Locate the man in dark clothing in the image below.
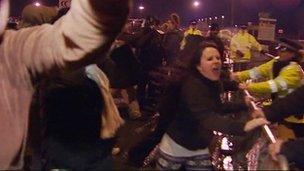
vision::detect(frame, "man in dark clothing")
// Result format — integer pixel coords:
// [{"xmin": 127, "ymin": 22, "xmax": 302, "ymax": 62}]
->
[
  {"xmin": 131, "ymin": 16, "xmax": 166, "ymax": 113},
  {"xmin": 206, "ymin": 23, "xmax": 225, "ymax": 62},
  {"xmin": 163, "ymin": 13, "xmax": 183, "ymax": 64},
  {"xmin": 39, "ymin": 69, "xmax": 117, "ymax": 170},
  {"xmin": 253, "ymin": 85, "xmax": 304, "ymax": 169}
]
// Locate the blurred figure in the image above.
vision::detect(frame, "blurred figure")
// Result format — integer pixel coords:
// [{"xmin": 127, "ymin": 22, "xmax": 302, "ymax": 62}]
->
[
  {"xmin": 180, "ymin": 20, "xmax": 202, "ymax": 50},
  {"xmin": 230, "ymin": 25, "xmax": 263, "ymax": 70},
  {"xmin": 18, "ymin": 3, "xmax": 58, "ymax": 29},
  {"xmin": 131, "ymin": 15, "xmax": 166, "ymax": 114},
  {"xmin": 163, "ymin": 13, "xmax": 183, "ymax": 64},
  {"xmin": 206, "ymin": 23, "xmax": 225, "ymax": 62}
]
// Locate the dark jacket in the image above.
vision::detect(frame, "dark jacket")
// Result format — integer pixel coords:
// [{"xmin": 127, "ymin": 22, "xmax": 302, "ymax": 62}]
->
[
  {"xmin": 163, "ymin": 29, "xmax": 183, "ymax": 63},
  {"xmin": 263, "ymin": 85, "xmax": 304, "ymax": 168},
  {"xmin": 166, "ymin": 69, "xmax": 247, "ymax": 150},
  {"xmin": 39, "ymin": 69, "xmax": 115, "ymax": 170},
  {"xmin": 280, "ymin": 138, "xmax": 304, "ymax": 169},
  {"xmin": 263, "ymin": 86, "xmax": 304, "ymax": 123}
]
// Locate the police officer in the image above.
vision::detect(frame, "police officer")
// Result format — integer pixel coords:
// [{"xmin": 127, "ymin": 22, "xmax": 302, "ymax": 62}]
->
[{"xmin": 231, "ymin": 38, "xmax": 304, "ymax": 138}]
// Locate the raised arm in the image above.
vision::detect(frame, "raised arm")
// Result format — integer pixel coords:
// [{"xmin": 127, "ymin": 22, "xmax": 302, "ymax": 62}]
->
[{"xmin": 3, "ymin": 0, "xmax": 130, "ymax": 78}]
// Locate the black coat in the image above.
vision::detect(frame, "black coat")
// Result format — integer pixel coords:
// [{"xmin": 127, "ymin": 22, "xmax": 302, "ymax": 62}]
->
[
  {"xmin": 263, "ymin": 85, "xmax": 304, "ymax": 168},
  {"xmin": 166, "ymin": 69, "xmax": 247, "ymax": 150}
]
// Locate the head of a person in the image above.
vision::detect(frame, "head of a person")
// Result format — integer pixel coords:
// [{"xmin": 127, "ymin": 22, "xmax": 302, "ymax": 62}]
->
[
  {"xmin": 210, "ymin": 23, "xmax": 220, "ymax": 36},
  {"xmin": 161, "ymin": 21, "xmax": 169, "ymax": 32},
  {"xmin": 18, "ymin": 4, "xmax": 59, "ymax": 29},
  {"xmin": 144, "ymin": 15, "xmax": 157, "ymax": 28},
  {"xmin": 189, "ymin": 20, "xmax": 197, "ymax": 30},
  {"xmin": 191, "ymin": 43, "xmax": 222, "ymax": 81},
  {"xmin": 239, "ymin": 25, "xmax": 248, "ymax": 34},
  {"xmin": 167, "ymin": 13, "xmax": 180, "ymax": 30},
  {"xmin": 277, "ymin": 38, "xmax": 303, "ymax": 62}
]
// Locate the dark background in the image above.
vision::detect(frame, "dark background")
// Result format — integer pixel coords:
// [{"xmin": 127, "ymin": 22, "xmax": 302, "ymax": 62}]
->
[{"xmin": 10, "ymin": 0, "xmax": 304, "ymax": 38}]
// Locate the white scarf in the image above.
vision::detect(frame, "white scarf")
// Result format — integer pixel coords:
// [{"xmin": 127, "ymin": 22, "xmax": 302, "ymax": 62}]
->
[{"xmin": 85, "ymin": 64, "xmax": 125, "ymax": 139}]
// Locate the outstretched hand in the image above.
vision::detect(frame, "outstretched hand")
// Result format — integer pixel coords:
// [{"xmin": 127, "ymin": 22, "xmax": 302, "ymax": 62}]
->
[
  {"xmin": 244, "ymin": 118, "xmax": 270, "ymax": 132},
  {"xmin": 268, "ymin": 139, "xmax": 286, "ymax": 161},
  {"xmin": 252, "ymin": 108, "xmax": 266, "ymax": 118}
]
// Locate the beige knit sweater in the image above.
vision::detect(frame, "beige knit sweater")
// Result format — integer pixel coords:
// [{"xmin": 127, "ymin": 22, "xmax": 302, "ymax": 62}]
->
[{"xmin": 0, "ymin": 0, "xmax": 129, "ymax": 169}]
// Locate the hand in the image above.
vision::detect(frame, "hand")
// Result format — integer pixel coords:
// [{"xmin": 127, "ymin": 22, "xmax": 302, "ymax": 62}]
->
[
  {"xmin": 252, "ymin": 108, "xmax": 266, "ymax": 118},
  {"xmin": 268, "ymin": 139, "xmax": 286, "ymax": 161},
  {"xmin": 239, "ymin": 82, "xmax": 249, "ymax": 90},
  {"xmin": 244, "ymin": 95, "xmax": 256, "ymax": 107},
  {"xmin": 244, "ymin": 118, "xmax": 270, "ymax": 132}
]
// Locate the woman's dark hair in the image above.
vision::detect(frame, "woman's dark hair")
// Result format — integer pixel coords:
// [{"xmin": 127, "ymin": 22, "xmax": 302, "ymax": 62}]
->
[{"xmin": 190, "ymin": 42, "xmax": 219, "ymax": 70}]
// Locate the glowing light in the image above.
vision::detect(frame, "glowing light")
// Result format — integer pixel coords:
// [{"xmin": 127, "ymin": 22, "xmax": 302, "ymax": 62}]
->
[
  {"xmin": 34, "ymin": 2, "xmax": 41, "ymax": 7},
  {"xmin": 139, "ymin": 5, "xmax": 145, "ymax": 10},
  {"xmin": 193, "ymin": 1, "xmax": 200, "ymax": 7},
  {"xmin": 215, "ymin": 16, "xmax": 218, "ymax": 20},
  {"xmin": 221, "ymin": 15, "xmax": 225, "ymax": 19},
  {"xmin": 209, "ymin": 17, "xmax": 212, "ymax": 20}
]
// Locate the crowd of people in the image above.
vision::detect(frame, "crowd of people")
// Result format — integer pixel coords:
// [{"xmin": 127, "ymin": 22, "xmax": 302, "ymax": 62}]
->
[{"xmin": 0, "ymin": 0, "xmax": 304, "ymax": 170}]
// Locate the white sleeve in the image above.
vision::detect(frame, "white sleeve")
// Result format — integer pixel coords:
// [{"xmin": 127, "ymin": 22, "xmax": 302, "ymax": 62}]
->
[{"xmin": 3, "ymin": 0, "xmax": 129, "ymax": 77}]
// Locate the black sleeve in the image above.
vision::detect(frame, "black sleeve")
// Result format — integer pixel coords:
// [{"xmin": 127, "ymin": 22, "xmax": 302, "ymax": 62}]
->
[
  {"xmin": 222, "ymin": 79, "xmax": 239, "ymax": 91},
  {"xmin": 221, "ymin": 101, "xmax": 248, "ymax": 114},
  {"xmin": 263, "ymin": 86, "xmax": 304, "ymax": 123},
  {"xmin": 280, "ymin": 138, "xmax": 304, "ymax": 168},
  {"xmin": 181, "ymin": 79, "xmax": 246, "ymax": 136}
]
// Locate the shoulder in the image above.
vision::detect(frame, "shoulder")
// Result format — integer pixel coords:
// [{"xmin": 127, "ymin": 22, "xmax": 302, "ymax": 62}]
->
[
  {"xmin": 181, "ymin": 74, "xmax": 207, "ymax": 94},
  {"xmin": 285, "ymin": 62, "xmax": 302, "ymax": 71}
]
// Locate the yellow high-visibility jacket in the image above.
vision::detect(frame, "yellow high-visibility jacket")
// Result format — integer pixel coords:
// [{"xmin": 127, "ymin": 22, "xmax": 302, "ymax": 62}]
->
[
  {"xmin": 180, "ymin": 28, "xmax": 202, "ymax": 50},
  {"xmin": 230, "ymin": 32, "xmax": 262, "ymax": 61},
  {"xmin": 237, "ymin": 59, "xmax": 304, "ymax": 123}
]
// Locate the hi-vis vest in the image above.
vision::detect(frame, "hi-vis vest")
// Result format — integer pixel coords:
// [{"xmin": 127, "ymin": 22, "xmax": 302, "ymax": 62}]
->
[
  {"xmin": 180, "ymin": 28, "xmax": 202, "ymax": 50},
  {"xmin": 230, "ymin": 32, "xmax": 262, "ymax": 61},
  {"xmin": 237, "ymin": 59, "xmax": 304, "ymax": 123}
]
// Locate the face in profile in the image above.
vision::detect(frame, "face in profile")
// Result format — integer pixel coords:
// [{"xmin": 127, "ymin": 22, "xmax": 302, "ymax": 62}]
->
[
  {"xmin": 196, "ymin": 47, "xmax": 222, "ymax": 81},
  {"xmin": 278, "ymin": 50, "xmax": 295, "ymax": 61}
]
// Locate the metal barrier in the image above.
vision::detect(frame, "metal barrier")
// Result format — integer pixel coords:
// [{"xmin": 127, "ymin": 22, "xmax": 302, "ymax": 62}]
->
[{"xmin": 244, "ymin": 90, "xmax": 289, "ymax": 170}]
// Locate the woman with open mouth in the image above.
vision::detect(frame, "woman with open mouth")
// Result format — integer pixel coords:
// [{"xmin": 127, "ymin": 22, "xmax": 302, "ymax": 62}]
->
[{"xmin": 155, "ymin": 42, "xmax": 268, "ymax": 170}]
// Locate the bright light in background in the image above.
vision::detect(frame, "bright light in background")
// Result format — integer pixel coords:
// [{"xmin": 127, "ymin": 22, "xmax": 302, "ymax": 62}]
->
[
  {"xmin": 34, "ymin": 2, "xmax": 41, "ymax": 7},
  {"xmin": 138, "ymin": 5, "xmax": 145, "ymax": 10},
  {"xmin": 193, "ymin": 1, "xmax": 200, "ymax": 7},
  {"xmin": 221, "ymin": 15, "xmax": 225, "ymax": 19}
]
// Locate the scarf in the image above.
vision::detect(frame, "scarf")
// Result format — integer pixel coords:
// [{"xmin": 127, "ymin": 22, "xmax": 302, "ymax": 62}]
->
[{"xmin": 85, "ymin": 64, "xmax": 124, "ymax": 139}]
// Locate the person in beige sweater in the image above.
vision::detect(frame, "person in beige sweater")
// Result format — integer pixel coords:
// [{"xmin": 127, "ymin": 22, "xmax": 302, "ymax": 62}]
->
[{"xmin": 0, "ymin": 0, "xmax": 130, "ymax": 169}]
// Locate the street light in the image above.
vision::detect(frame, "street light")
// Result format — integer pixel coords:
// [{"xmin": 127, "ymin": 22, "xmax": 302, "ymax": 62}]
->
[
  {"xmin": 193, "ymin": 1, "xmax": 200, "ymax": 7},
  {"xmin": 138, "ymin": 5, "xmax": 145, "ymax": 10},
  {"xmin": 34, "ymin": 2, "xmax": 41, "ymax": 7}
]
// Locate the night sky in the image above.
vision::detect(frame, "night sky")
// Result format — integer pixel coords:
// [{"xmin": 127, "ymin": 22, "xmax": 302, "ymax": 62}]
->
[{"xmin": 9, "ymin": 0, "xmax": 304, "ymax": 37}]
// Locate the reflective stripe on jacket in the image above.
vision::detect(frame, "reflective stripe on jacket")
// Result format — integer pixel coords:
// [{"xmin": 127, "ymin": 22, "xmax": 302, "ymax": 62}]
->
[{"xmin": 238, "ymin": 59, "xmax": 304, "ymax": 123}]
